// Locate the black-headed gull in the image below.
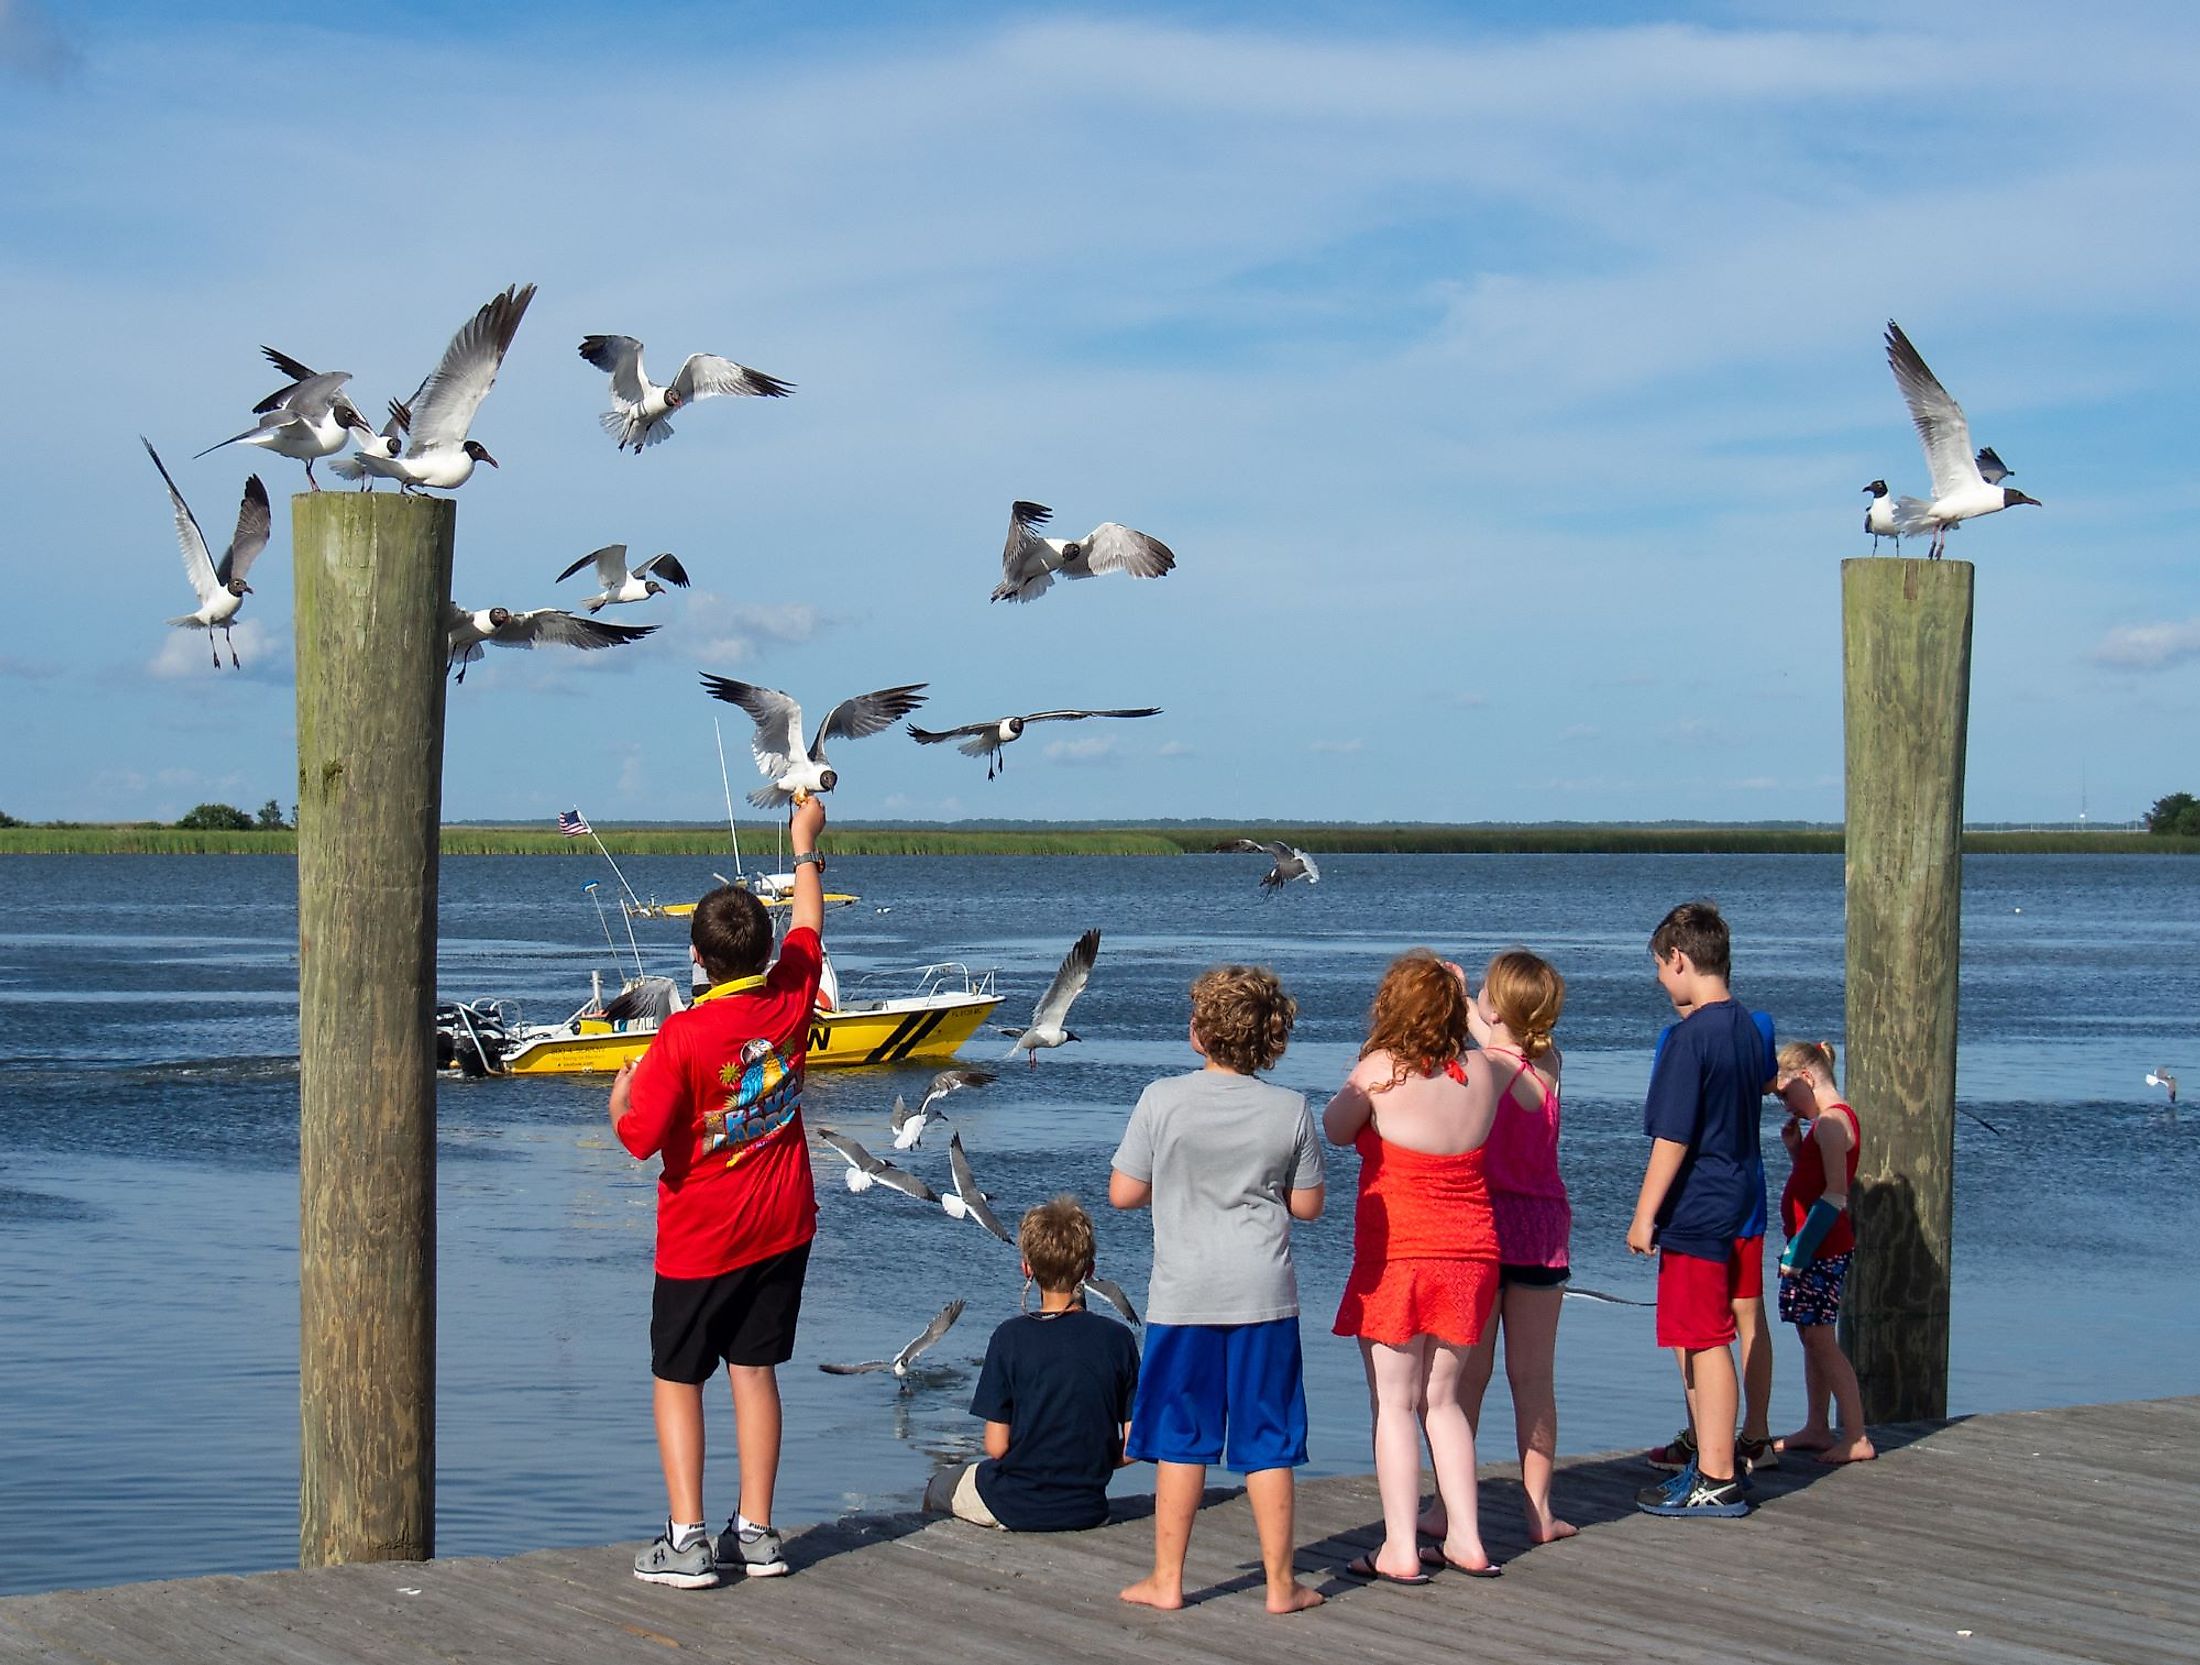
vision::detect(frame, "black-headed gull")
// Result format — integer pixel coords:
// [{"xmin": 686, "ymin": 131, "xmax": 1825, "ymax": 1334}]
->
[
  {"xmin": 444, "ymin": 604, "xmax": 657, "ymax": 684},
  {"xmin": 1217, "ymin": 839, "xmax": 1320, "ymax": 893},
  {"xmin": 942, "ymin": 1131, "xmax": 1012, "ymax": 1242},
  {"xmin": 816, "ymin": 1128, "xmax": 940, "ymax": 1203},
  {"xmin": 2146, "ymin": 1068, "xmax": 2179, "ymax": 1105},
  {"xmin": 818, "ymin": 1299, "xmax": 965, "ymax": 1377},
  {"xmin": 554, "ymin": 545, "xmax": 691, "ymax": 612},
  {"xmin": 196, "ymin": 349, "xmax": 373, "ymax": 491},
  {"xmin": 577, "ymin": 334, "xmax": 792, "ymax": 453},
  {"xmin": 1883, "ymin": 321, "xmax": 2040, "ymax": 558},
  {"xmin": 145, "ymin": 438, "xmax": 269, "ymax": 669},
  {"xmin": 908, "ymin": 707, "xmax": 1163, "ymax": 780},
  {"xmin": 1862, "ymin": 481, "xmax": 1903, "ymax": 555},
  {"xmin": 890, "ymin": 1065, "xmax": 997, "ymax": 1151},
  {"xmin": 701, "ymin": 677, "xmax": 928, "ymax": 809},
  {"xmin": 1000, "ymin": 929, "xmax": 1100, "ymax": 1068},
  {"xmin": 332, "ymin": 284, "xmax": 534, "ymax": 492},
  {"xmin": 1081, "ymin": 1276, "xmax": 1141, "ymax": 1327},
  {"xmin": 991, "ymin": 501, "xmax": 1176, "ymax": 604}
]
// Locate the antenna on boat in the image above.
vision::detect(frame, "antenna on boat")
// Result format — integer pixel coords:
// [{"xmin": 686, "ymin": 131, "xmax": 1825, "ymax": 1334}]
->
[
  {"xmin": 572, "ymin": 808, "xmax": 647, "ymax": 978},
  {"xmin": 714, "ymin": 718, "xmax": 745, "ymax": 882}
]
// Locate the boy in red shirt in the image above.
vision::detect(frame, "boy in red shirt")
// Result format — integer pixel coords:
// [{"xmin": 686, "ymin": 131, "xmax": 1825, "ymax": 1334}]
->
[{"xmin": 612, "ymin": 795, "xmax": 828, "ymax": 1587}]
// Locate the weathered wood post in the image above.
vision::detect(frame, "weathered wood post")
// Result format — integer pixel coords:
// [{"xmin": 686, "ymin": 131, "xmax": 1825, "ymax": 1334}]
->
[
  {"xmin": 293, "ymin": 491, "xmax": 453, "ymax": 1564},
  {"xmin": 1841, "ymin": 556, "xmax": 1973, "ymax": 1423}
]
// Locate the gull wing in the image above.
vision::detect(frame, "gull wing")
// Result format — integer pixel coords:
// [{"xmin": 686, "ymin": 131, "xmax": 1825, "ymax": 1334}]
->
[
  {"xmin": 1297, "ymin": 849, "xmax": 1321, "ymax": 884},
  {"xmin": 408, "ymin": 283, "xmax": 536, "ymax": 452},
  {"xmin": 577, "ymin": 334, "xmax": 650, "ymax": 408},
  {"xmin": 907, "ymin": 719, "xmax": 998, "ymax": 747},
  {"xmin": 1061, "ymin": 522, "xmax": 1176, "ymax": 582},
  {"xmin": 993, "ymin": 501, "xmax": 1057, "ymax": 603},
  {"xmin": 1975, "ymin": 446, "xmax": 2013, "ymax": 485},
  {"xmin": 816, "ymin": 1127, "xmax": 877, "ymax": 1171},
  {"xmin": 634, "ymin": 552, "xmax": 690, "ymax": 587},
  {"xmin": 1884, "ymin": 321, "xmax": 1981, "ymax": 501},
  {"xmin": 817, "ymin": 1357, "xmax": 893, "ymax": 1375},
  {"xmin": 870, "ymin": 1161, "xmax": 939, "ymax": 1204},
  {"xmin": 1030, "ymin": 929, "xmax": 1101, "ymax": 1029},
  {"xmin": 892, "ymin": 1299, "xmax": 966, "ymax": 1371},
  {"xmin": 253, "ymin": 368, "xmax": 351, "ymax": 420},
  {"xmin": 255, "ymin": 346, "xmax": 322, "ymax": 403},
  {"xmin": 1021, "ymin": 708, "xmax": 1163, "ymax": 724},
  {"xmin": 143, "ymin": 438, "xmax": 219, "ymax": 606},
  {"xmin": 889, "ymin": 1094, "xmax": 915, "ymax": 1133},
  {"xmin": 812, "ymin": 684, "xmax": 930, "ymax": 760},
  {"xmin": 600, "ymin": 976, "xmax": 681, "ymax": 1025},
  {"xmin": 948, "ymin": 1133, "xmax": 1015, "ymax": 1244},
  {"xmin": 669, "ymin": 353, "xmax": 794, "ymax": 403},
  {"xmin": 1081, "ymin": 1276, "xmax": 1141, "ymax": 1327},
  {"xmin": 1214, "ymin": 838, "xmax": 1269, "ymax": 855},
  {"xmin": 700, "ymin": 677, "xmax": 804, "ymax": 777},
  {"xmin": 215, "ymin": 476, "xmax": 273, "ymax": 588},
  {"xmin": 554, "ymin": 544, "xmax": 630, "ymax": 587},
  {"xmin": 489, "ymin": 610, "xmax": 657, "ymax": 652},
  {"xmin": 924, "ymin": 1066, "xmax": 996, "ymax": 1107}
]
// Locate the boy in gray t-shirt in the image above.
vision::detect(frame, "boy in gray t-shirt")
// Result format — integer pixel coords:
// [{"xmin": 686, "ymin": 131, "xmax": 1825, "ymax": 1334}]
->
[{"xmin": 1110, "ymin": 966, "xmax": 1327, "ymax": 1616}]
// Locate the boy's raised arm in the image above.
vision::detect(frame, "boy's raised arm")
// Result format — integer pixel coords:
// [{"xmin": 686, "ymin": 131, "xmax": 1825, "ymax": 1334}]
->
[{"xmin": 788, "ymin": 794, "xmax": 826, "ymax": 938}]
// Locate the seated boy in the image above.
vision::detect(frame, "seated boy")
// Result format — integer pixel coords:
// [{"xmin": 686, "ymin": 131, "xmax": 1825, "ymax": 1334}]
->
[
  {"xmin": 924, "ymin": 1195, "xmax": 1140, "ymax": 1531},
  {"xmin": 612, "ymin": 795, "xmax": 829, "ymax": 1587}
]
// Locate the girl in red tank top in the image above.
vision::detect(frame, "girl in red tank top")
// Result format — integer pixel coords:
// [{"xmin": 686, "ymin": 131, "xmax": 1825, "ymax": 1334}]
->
[{"xmin": 1771, "ymin": 1042, "xmax": 1877, "ymax": 1466}]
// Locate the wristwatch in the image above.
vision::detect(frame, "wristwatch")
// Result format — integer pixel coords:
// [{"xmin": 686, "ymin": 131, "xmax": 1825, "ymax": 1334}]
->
[{"xmin": 792, "ymin": 850, "xmax": 826, "ymax": 871}]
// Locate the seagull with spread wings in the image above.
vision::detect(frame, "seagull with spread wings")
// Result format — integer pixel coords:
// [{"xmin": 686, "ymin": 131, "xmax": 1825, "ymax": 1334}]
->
[
  {"xmin": 144, "ymin": 439, "xmax": 270, "ymax": 670},
  {"xmin": 553, "ymin": 544, "xmax": 691, "ymax": 613},
  {"xmin": 1216, "ymin": 839, "xmax": 1321, "ymax": 893},
  {"xmin": 1883, "ymin": 321, "xmax": 2040, "ymax": 558},
  {"xmin": 890, "ymin": 1065, "xmax": 997, "ymax": 1151},
  {"xmin": 1081, "ymin": 1276, "xmax": 1142, "ymax": 1327},
  {"xmin": 1000, "ymin": 928, "xmax": 1101, "ymax": 1068},
  {"xmin": 990, "ymin": 501, "xmax": 1176, "ymax": 604},
  {"xmin": 577, "ymin": 334, "xmax": 793, "ymax": 453},
  {"xmin": 2146, "ymin": 1068, "xmax": 2179, "ymax": 1106},
  {"xmin": 701, "ymin": 676, "xmax": 928, "ymax": 808},
  {"xmin": 444, "ymin": 604, "xmax": 656, "ymax": 683},
  {"xmin": 195, "ymin": 348, "xmax": 375, "ymax": 491},
  {"xmin": 818, "ymin": 1300, "xmax": 966, "ymax": 1378},
  {"xmin": 816, "ymin": 1128, "xmax": 940, "ymax": 1203},
  {"xmin": 332, "ymin": 284, "xmax": 535, "ymax": 491},
  {"xmin": 942, "ymin": 1131, "xmax": 1012, "ymax": 1242},
  {"xmin": 908, "ymin": 706, "xmax": 1163, "ymax": 780}
]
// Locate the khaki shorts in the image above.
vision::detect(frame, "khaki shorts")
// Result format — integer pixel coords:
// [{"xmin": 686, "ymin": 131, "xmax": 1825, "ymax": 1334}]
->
[{"xmin": 922, "ymin": 1462, "xmax": 1003, "ymax": 1529}]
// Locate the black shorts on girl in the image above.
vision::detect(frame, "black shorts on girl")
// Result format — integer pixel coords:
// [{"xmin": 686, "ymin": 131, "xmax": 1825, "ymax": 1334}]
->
[{"xmin": 1777, "ymin": 1250, "xmax": 1849, "ymax": 1327}]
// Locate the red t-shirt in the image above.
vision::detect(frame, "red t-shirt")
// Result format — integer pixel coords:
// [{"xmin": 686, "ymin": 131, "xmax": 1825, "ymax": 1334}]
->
[
  {"xmin": 616, "ymin": 927, "xmax": 823, "ymax": 1278},
  {"xmin": 1780, "ymin": 1101, "xmax": 1860, "ymax": 1260}
]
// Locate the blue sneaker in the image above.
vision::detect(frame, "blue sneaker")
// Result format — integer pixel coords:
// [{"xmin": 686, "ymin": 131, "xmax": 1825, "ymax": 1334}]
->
[
  {"xmin": 1636, "ymin": 1470, "xmax": 1752, "ymax": 1519},
  {"xmin": 1641, "ymin": 1456, "xmax": 1697, "ymax": 1505}
]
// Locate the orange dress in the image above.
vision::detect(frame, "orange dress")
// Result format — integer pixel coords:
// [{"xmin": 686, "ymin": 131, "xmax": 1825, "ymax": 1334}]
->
[{"xmin": 1331, "ymin": 1084, "xmax": 1502, "ymax": 1348}]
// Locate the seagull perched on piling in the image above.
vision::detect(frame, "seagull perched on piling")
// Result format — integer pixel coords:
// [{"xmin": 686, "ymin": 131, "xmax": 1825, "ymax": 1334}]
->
[
  {"xmin": 145, "ymin": 439, "xmax": 269, "ymax": 670},
  {"xmin": 443, "ymin": 604, "xmax": 656, "ymax": 683},
  {"xmin": 991, "ymin": 501, "xmax": 1176, "ymax": 604},
  {"xmin": 1862, "ymin": 481, "xmax": 1903, "ymax": 555},
  {"xmin": 1216, "ymin": 838, "xmax": 1321, "ymax": 893},
  {"xmin": 815, "ymin": 1129, "xmax": 940, "ymax": 1203},
  {"xmin": 818, "ymin": 1300, "xmax": 965, "ymax": 1378},
  {"xmin": 1883, "ymin": 320, "xmax": 2041, "ymax": 558},
  {"xmin": 577, "ymin": 334, "xmax": 793, "ymax": 453},
  {"xmin": 333, "ymin": 284, "xmax": 535, "ymax": 491},
  {"xmin": 195, "ymin": 348, "xmax": 374, "ymax": 491},
  {"xmin": 908, "ymin": 707, "xmax": 1163, "ymax": 780},
  {"xmin": 1000, "ymin": 929, "xmax": 1100, "ymax": 1068},
  {"xmin": 942, "ymin": 1131, "xmax": 1012, "ymax": 1242},
  {"xmin": 890, "ymin": 1066, "xmax": 997, "ymax": 1151},
  {"xmin": 701, "ymin": 677, "xmax": 928, "ymax": 808},
  {"xmin": 553, "ymin": 545, "xmax": 691, "ymax": 612}
]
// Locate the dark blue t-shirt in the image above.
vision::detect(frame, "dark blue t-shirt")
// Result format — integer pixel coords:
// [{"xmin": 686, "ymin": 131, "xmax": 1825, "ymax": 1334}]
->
[
  {"xmin": 970, "ymin": 1307, "xmax": 1140, "ymax": 1532},
  {"xmin": 1655, "ymin": 1008, "xmax": 1775, "ymax": 1240},
  {"xmin": 1644, "ymin": 1001, "xmax": 1772, "ymax": 1259}
]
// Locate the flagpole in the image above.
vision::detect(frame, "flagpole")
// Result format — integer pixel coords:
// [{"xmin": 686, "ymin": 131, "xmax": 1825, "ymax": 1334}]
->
[{"xmin": 564, "ymin": 808, "xmax": 647, "ymax": 980}]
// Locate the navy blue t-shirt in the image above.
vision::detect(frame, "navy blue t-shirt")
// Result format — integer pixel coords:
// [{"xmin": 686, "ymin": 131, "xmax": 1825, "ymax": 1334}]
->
[
  {"xmin": 1643, "ymin": 1000, "xmax": 1772, "ymax": 1259},
  {"xmin": 1655, "ymin": 1008, "xmax": 1775, "ymax": 1239},
  {"xmin": 970, "ymin": 1308, "xmax": 1140, "ymax": 1532}
]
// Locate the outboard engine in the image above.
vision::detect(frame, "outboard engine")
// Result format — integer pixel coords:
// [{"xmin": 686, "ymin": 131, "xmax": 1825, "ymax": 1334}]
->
[{"xmin": 435, "ymin": 999, "xmax": 513, "ymax": 1077}]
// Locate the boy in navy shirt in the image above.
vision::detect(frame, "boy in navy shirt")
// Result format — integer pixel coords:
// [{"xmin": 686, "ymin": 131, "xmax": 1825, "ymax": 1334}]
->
[{"xmin": 1627, "ymin": 901, "xmax": 1769, "ymax": 1519}]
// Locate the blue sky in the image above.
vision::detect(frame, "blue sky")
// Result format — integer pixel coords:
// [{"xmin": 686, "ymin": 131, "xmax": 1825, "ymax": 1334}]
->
[{"xmin": 3, "ymin": 1, "xmax": 2196, "ymax": 825}]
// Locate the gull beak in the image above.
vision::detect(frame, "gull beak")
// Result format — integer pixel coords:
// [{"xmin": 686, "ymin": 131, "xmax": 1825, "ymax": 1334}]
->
[
  {"xmin": 479, "ymin": 449, "xmax": 500, "ymax": 469},
  {"xmin": 2012, "ymin": 492, "xmax": 2041, "ymax": 507}
]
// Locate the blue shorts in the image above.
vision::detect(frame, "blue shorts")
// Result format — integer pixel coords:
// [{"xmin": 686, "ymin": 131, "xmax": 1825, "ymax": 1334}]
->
[{"xmin": 1127, "ymin": 1317, "xmax": 1308, "ymax": 1472}]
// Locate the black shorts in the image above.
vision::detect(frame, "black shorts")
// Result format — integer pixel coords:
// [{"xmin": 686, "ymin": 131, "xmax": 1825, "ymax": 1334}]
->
[
  {"xmin": 651, "ymin": 1242, "xmax": 812, "ymax": 1383},
  {"xmin": 1499, "ymin": 1262, "xmax": 1571, "ymax": 1290}
]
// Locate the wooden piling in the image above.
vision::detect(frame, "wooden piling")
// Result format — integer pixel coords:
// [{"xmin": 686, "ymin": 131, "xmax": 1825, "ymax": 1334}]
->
[
  {"xmin": 1840, "ymin": 556, "xmax": 1973, "ymax": 1423},
  {"xmin": 292, "ymin": 491, "xmax": 454, "ymax": 1565}
]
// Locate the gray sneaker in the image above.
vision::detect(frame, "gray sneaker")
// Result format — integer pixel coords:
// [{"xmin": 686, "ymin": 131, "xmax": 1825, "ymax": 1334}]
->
[
  {"xmin": 633, "ymin": 1523, "xmax": 718, "ymax": 1588},
  {"xmin": 717, "ymin": 1520, "xmax": 788, "ymax": 1578}
]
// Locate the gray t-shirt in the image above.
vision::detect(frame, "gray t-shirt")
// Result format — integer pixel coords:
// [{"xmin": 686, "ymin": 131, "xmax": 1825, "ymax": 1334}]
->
[{"xmin": 1111, "ymin": 1070, "xmax": 1325, "ymax": 1327}]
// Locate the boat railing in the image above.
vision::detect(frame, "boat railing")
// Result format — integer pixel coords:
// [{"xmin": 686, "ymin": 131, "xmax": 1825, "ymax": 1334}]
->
[{"xmin": 844, "ymin": 960, "xmax": 998, "ymax": 1002}]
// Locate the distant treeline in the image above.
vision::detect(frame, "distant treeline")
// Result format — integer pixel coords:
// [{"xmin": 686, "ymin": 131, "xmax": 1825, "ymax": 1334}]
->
[{"xmin": 4, "ymin": 824, "xmax": 2197, "ymax": 857}]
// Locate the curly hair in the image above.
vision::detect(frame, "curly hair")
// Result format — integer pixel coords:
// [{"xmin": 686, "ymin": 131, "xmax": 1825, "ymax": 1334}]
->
[
  {"xmin": 1361, "ymin": 949, "xmax": 1472, "ymax": 1090},
  {"xmin": 1019, "ymin": 1194, "xmax": 1096, "ymax": 1293},
  {"xmin": 1189, "ymin": 965, "xmax": 1297, "ymax": 1074},
  {"xmin": 1483, "ymin": 949, "xmax": 1566, "ymax": 1060}
]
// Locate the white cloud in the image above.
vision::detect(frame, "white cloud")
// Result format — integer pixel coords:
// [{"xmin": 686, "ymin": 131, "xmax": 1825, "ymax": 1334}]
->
[
  {"xmin": 670, "ymin": 595, "xmax": 825, "ymax": 667},
  {"xmin": 147, "ymin": 618, "xmax": 291, "ymax": 682},
  {"xmin": 1156, "ymin": 739, "xmax": 1195, "ymax": 758},
  {"xmin": 2095, "ymin": 618, "xmax": 2200, "ymax": 670}
]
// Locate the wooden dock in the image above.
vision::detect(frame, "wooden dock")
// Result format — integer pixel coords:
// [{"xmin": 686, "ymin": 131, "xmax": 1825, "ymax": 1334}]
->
[{"xmin": 4, "ymin": 1396, "xmax": 2191, "ymax": 1664}]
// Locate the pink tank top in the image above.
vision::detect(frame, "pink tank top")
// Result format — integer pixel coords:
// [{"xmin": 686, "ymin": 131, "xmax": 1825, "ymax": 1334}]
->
[{"xmin": 1480, "ymin": 1048, "xmax": 1571, "ymax": 1269}]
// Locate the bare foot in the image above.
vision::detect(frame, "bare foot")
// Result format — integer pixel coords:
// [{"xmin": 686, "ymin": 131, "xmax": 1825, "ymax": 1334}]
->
[
  {"xmin": 1774, "ymin": 1428, "xmax": 1834, "ymax": 1454},
  {"xmin": 1120, "ymin": 1575, "xmax": 1184, "ymax": 1611},
  {"xmin": 1815, "ymin": 1434, "xmax": 1877, "ymax": 1465},
  {"xmin": 1267, "ymin": 1580, "xmax": 1326, "ymax": 1615},
  {"xmin": 1439, "ymin": 1538, "xmax": 1498, "ymax": 1573},
  {"xmin": 1525, "ymin": 1515, "xmax": 1578, "ymax": 1545}
]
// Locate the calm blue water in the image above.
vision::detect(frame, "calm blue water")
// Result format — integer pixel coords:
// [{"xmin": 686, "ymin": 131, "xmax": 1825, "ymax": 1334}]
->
[{"xmin": 1, "ymin": 852, "xmax": 2195, "ymax": 1595}]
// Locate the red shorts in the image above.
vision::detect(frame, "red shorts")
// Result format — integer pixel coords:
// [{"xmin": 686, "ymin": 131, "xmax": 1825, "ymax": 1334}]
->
[
  {"xmin": 1731, "ymin": 1234, "xmax": 1764, "ymax": 1302},
  {"xmin": 1657, "ymin": 1246, "xmax": 1751, "ymax": 1350}
]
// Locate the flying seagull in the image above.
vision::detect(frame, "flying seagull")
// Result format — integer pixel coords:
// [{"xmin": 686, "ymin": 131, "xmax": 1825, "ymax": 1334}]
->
[
  {"xmin": 554, "ymin": 545, "xmax": 691, "ymax": 612},
  {"xmin": 1000, "ymin": 928, "xmax": 1100, "ymax": 1068},
  {"xmin": 818, "ymin": 1299, "xmax": 965, "ymax": 1378},
  {"xmin": 195, "ymin": 349, "xmax": 374, "ymax": 491},
  {"xmin": 890, "ymin": 1065, "xmax": 997, "ymax": 1151},
  {"xmin": 2146, "ymin": 1068, "xmax": 2179, "ymax": 1105},
  {"xmin": 1862, "ymin": 481, "xmax": 1903, "ymax": 555},
  {"xmin": 991, "ymin": 501, "xmax": 1176, "ymax": 604},
  {"xmin": 1081, "ymin": 1276, "xmax": 1142, "ymax": 1327},
  {"xmin": 444, "ymin": 604, "xmax": 657, "ymax": 683},
  {"xmin": 1216, "ymin": 838, "xmax": 1321, "ymax": 893},
  {"xmin": 942, "ymin": 1131, "xmax": 1012, "ymax": 1242},
  {"xmin": 701, "ymin": 676, "xmax": 929, "ymax": 808},
  {"xmin": 332, "ymin": 283, "xmax": 535, "ymax": 491},
  {"xmin": 577, "ymin": 334, "xmax": 793, "ymax": 453},
  {"xmin": 145, "ymin": 438, "xmax": 269, "ymax": 670},
  {"xmin": 1883, "ymin": 320, "xmax": 2040, "ymax": 558},
  {"xmin": 908, "ymin": 707, "xmax": 1163, "ymax": 780},
  {"xmin": 815, "ymin": 1128, "xmax": 940, "ymax": 1203}
]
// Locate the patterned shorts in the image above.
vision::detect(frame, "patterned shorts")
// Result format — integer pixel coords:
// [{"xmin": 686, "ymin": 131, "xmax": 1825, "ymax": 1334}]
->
[{"xmin": 1778, "ymin": 1251, "xmax": 1850, "ymax": 1328}]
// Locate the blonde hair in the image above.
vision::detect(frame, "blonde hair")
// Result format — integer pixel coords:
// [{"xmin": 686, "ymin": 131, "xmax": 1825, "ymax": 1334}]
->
[
  {"xmin": 1190, "ymin": 965, "xmax": 1296, "ymax": 1074},
  {"xmin": 1778, "ymin": 1040, "xmax": 1838, "ymax": 1085},
  {"xmin": 1019, "ymin": 1194, "xmax": 1096, "ymax": 1292},
  {"xmin": 1361, "ymin": 950, "xmax": 1472, "ymax": 1090},
  {"xmin": 1483, "ymin": 950, "xmax": 1565, "ymax": 1060}
]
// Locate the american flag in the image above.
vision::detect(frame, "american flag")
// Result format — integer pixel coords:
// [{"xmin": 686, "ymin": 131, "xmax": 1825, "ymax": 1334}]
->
[{"xmin": 557, "ymin": 809, "xmax": 592, "ymax": 838}]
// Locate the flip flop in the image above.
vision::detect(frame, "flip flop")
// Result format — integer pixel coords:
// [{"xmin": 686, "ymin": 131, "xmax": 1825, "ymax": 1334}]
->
[
  {"xmin": 1344, "ymin": 1553, "xmax": 1431, "ymax": 1587},
  {"xmin": 1417, "ymin": 1546, "xmax": 1503, "ymax": 1577}
]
